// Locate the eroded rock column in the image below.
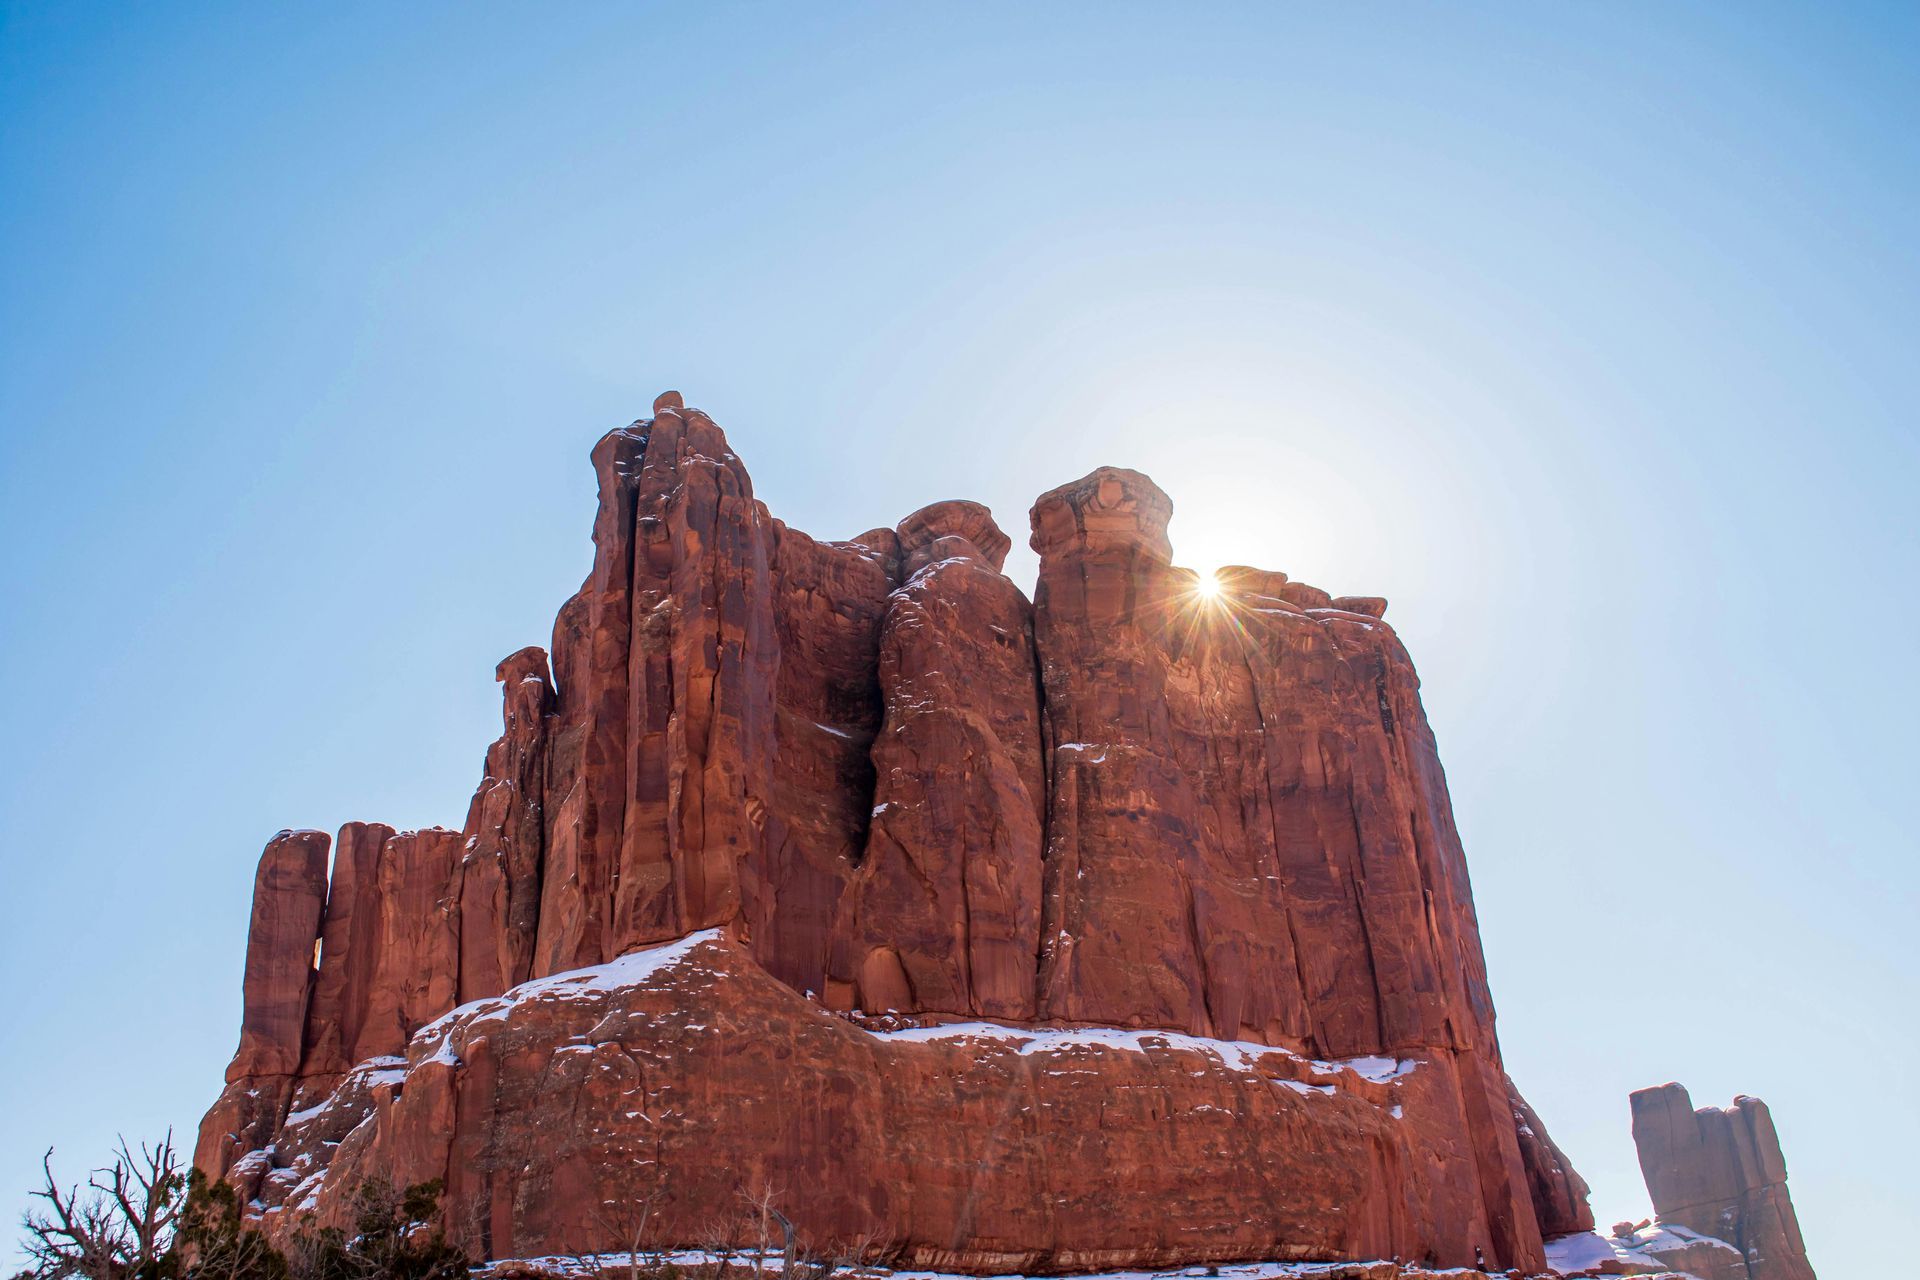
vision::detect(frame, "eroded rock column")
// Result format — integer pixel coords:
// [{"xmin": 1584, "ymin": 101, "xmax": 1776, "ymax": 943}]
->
[
  {"xmin": 828, "ymin": 500, "xmax": 1046, "ymax": 1018},
  {"xmin": 612, "ymin": 398, "xmax": 778, "ymax": 954},
  {"xmin": 194, "ymin": 829, "xmax": 330, "ymax": 1175},
  {"xmin": 301, "ymin": 820, "xmax": 394, "ymax": 1081},
  {"xmin": 458, "ymin": 646, "xmax": 552, "ymax": 1001},
  {"xmin": 742, "ymin": 522, "xmax": 897, "ymax": 996},
  {"xmin": 357, "ymin": 828, "xmax": 463, "ymax": 1061},
  {"xmin": 1028, "ymin": 467, "xmax": 1314, "ymax": 1042},
  {"xmin": 538, "ymin": 420, "xmax": 650, "ymax": 974}
]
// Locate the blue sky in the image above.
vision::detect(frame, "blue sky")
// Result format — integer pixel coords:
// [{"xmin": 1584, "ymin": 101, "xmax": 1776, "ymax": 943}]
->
[{"xmin": 2, "ymin": 4, "xmax": 1914, "ymax": 1275}]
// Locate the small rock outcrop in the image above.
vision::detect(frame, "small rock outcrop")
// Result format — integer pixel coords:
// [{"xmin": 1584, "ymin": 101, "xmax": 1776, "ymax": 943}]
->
[{"xmin": 197, "ymin": 396, "xmax": 1619, "ymax": 1274}]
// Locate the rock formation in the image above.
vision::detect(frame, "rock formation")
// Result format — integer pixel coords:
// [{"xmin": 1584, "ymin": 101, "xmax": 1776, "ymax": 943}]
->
[
  {"xmin": 194, "ymin": 830, "xmax": 330, "ymax": 1177},
  {"xmin": 196, "ymin": 395, "xmax": 1611, "ymax": 1274},
  {"xmin": 1537, "ymin": 1083, "xmax": 1820, "ymax": 1279},
  {"xmin": 1628, "ymin": 1085, "xmax": 1817, "ymax": 1280}
]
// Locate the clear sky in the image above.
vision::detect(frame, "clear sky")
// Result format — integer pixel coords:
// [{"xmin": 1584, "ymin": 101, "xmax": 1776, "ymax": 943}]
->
[{"xmin": 2, "ymin": 4, "xmax": 1914, "ymax": 1275}]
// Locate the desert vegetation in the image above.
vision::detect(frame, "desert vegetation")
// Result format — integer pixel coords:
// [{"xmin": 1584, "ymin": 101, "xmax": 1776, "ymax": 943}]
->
[{"xmin": 11, "ymin": 1136, "xmax": 466, "ymax": 1280}]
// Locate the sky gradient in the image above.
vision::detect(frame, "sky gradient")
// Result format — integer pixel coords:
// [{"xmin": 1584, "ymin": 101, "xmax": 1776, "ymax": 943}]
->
[{"xmin": 3, "ymin": 5, "xmax": 1915, "ymax": 1276}]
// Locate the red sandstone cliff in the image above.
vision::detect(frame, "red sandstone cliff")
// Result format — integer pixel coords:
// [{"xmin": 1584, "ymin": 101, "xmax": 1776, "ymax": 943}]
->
[{"xmin": 196, "ymin": 396, "xmax": 1598, "ymax": 1274}]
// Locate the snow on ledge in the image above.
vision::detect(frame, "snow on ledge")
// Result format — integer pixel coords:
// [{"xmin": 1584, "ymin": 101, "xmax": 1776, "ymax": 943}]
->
[
  {"xmin": 282, "ymin": 1057, "xmax": 406, "ymax": 1127},
  {"xmin": 1542, "ymin": 1232, "xmax": 1616, "ymax": 1275},
  {"xmin": 868, "ymin": 1020, "xmax": 1418, "ymax": 1091},
  {"xmin": 401, "ymin": 926, "xmax": 1420, "ymax": 1108},
  {"xmin": 1545, "ymin": 1222, "xmax": 1741, "ymax": 1276},
  {"xmin": 416, "ymin": 929, "xmax": 729, "ymax": 1047},
  {"xmin": 491, "ymin": 1255, "xmax": 1488, "ymax": 1280}
]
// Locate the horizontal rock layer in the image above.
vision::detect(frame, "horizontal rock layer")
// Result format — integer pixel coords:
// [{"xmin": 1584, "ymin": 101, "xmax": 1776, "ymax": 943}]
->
[
  {"xmin": 198, "ymin": 396, "xmax": 1591, "ymax": 1274},
  {"xmin": 238, "ymin": 933, "xmax": 1537, "ymax": 1272},
  {"xmin": 493, "ymin": 1260, "xmax": 1693, "ymax": 1280}
]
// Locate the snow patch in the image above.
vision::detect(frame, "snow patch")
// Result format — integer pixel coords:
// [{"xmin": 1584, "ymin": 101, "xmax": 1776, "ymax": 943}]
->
[
  {"xmin": 1329, "ymin": 1055, "xmax": 1419, "ymax": 1083},
  {"xmin": 1545, "ymin": 1223, "xmax": 1742, "ymax": 1277},
  {"xmin": 1542, "ymin": 1232, "xmax": 1615, "ymax": 1275},
  {"xmin": 416, "ymin": 929, "xmax": 726, "ymax": 1061},
  {"xmin": 494, "ymin": 1257, "xmax": 1483, "ymax": 1280},
  {"xmin": 868, "ymin": 1020, "xmax": 1422, "ymax": 1106},
  {"xmin": 281, "ymin": 1057, "xmax": 410, "ymax": 1127}
]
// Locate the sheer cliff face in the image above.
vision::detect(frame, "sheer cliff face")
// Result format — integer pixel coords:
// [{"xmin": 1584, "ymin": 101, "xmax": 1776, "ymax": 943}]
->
[{"xmin": 196, "ymin": 397, "xmax": 1592, "ymax": 1274}]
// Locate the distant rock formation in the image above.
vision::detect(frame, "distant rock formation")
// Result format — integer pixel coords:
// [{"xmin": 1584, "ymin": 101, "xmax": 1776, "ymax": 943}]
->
[
  {"xmin": 1629, "ymin": 1084, "xmax": 1817, "ymax": 1280},
  {"xmin": 198, "ymin": 395, "xmax": 1609, "ymax": 1274},
  {"xmin": 1539, "ymin": 1083, "xmax": 1818, "ymax": 1279}
]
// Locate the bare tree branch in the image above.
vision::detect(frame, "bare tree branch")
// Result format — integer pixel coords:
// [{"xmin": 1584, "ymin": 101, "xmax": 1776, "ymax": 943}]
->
[{"xmin": 20, "ymin": 1135, "xmax": 182, "ymax": 1280}]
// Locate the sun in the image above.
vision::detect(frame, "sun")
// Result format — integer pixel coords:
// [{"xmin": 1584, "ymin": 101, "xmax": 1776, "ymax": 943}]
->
[{"xmin": 1193, "ymin": 570, "xmax": 1224, "ymax": 601}]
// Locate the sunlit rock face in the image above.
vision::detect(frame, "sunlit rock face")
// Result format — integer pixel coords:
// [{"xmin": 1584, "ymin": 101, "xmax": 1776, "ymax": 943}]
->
[{"xmin": 196, "ymin": 396, "xmax": 1595, "ymax": 1275}]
